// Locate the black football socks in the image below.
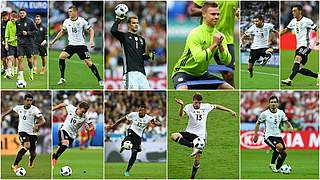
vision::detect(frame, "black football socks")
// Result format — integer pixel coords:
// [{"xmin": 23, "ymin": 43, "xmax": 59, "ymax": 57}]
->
[
  {"xmin": 14, "ymin": 148, "xmax": 27, "ymax": 165},
  {"xmin": 89, "ymin": 64, "xmax": 102, "ymax": 81},
  {"xmin": 59, "ymin": 59, "xmax": 66, "ymax": 78}
]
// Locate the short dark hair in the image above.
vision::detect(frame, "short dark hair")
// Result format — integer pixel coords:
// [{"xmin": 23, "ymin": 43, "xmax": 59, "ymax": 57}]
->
[
  {"xmin": 68, "ymin": 5, "xmax": 78, "ymax": 11},
  {"xmin": 127, "ymin": 16, "xmax": 138, "ymax": 24},
  {"xmin": 79, "ymin": 101, "xmax": 89, "ymax": 110},
  {"xmin": 35, "ymin": 14, "xmax": 41, "ymax": 18},
  {"xmin": 202, "ymin": 2, "xmax": 219, "ymax": 13},
  {"xmin": 1, "ymin": 11, "xmax": 8, "ymax": 17},
  {"xmin": 19, "ymin": 8, "xmax": 26, "ymax": 12},
  {"xmin": 291, "ymin": 4, "xmax": 303, "ymax": 11},
  {"xmin": 12, "ymin": 11, "xmax": 17, "ymax": 15},
  {"xmin": 24, "ymin": 93, "xmax": 33, "ymax": 100},
  {"xmin": 139, "ymin": 104, "xmax": 146, "ymax": 109},
  {"xmin": 193, "ymin": 93, "xmax": 203, "ymax": 101},
  {"xmin": 268, "ymin": 95, "xmax": 279, "ymax": 103},
  {"xmin": 253, "ymin": 15, "xmax": 263, "ymax": 21}
]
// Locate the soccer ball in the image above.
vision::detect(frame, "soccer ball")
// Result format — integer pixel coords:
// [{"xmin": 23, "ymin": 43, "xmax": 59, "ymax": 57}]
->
[
  {"xmin": 16, "ymin": 80, "xmax": 27, "ymax": 88},
  {"xmin": 114, "ymin": 4, "xmax": 128, "ymax": 18},
  {"xmin": 60, "ymin": 166, "xmax": 72, "ymax": 176},
  {"xmin": 123, "ymin": 140, "xmax": 133, "ymax": 150},
  {"xmin": 280, "ymin": 164, "xmax": 292, "ymax": 174},
  {"xmin": 193, "ymin": 137, "xmax": 206, "ymax": 150},
  {"xmin": 15, "ymin": 167, "xmax": 26, "ymax": 176}
]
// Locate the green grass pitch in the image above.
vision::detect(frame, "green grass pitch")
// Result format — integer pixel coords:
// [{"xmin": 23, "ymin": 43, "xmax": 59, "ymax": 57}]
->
[
  {"xmin": 241, "ymin": 64, "xmax": 279, "ymax": 89},
  {"xmin": 1, "ymin": 58, "xmax": 48, "ymax": 89},
  {"xmin": 280, "ymin": 50, "xmax": 319, "ymax": 89},
  {"xmin": 49, "ymin": 50, "xmax": 103, "ymax": 89},
  {"xmin": 241, "ymin": 149, "xmax": 319, "ymax": 179},
  {"xmin": 52, "ymin": 148, "xmax": 103, "ymax": 179},
  {"xmin": 168, "ymin": 39, "xmax": 239, "ymax": 89},
  {"xmin": 1, "ymin": 153, "xmax": 51, "ymax": 179},
  {"xmin": 105, "ymin": 162, "xmax": 166, "ymax": 179},
  {"xmin": 168, "ymin": 91, "xmax": 239, "ymax": 179}
]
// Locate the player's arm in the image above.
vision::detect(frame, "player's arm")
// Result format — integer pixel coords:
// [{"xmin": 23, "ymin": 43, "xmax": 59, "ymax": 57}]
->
[
  {"xmin": 175, "ymin": 98, "xmax": 185, "ymax": 117},
  {"xmin": 27, "ymin": 20, "xmax": 37, "ymax": 36},
  {"xmin": 151, "ymin": 118, "xmax": 162, "ymax": 126},
  {"xmin": 86, "ymin": 27, "xmax": 95, "ymax": 48},
  {"xmin": 214, "ymin": 104, "xmax": 237, "ymax": 117},
  {"xmin": 187, "ymin": 2, "xmax": 202, "ymax": 17},
  {"xmin": 253, "ymin": 121, "xmax": 261, "ymax": 143},
  {"xmin": 40, "ymin": 26, "xmax": 47, "ymax": 46},
  {"xmin": 284, "ymin": 120, "xmax": 294, "ymax": 133},
  {"xmin": 52, "ymin": 103, "xmax": 67, "ymax": 111},
  {"xmin": 49, "ymin": 29, "xmax": 65, "ymax": 47},
  {"xmin": 280, "ymin": 27, "xmax": 290, "ymax": 36},
  {"xmin": 1, "ymin": 108, "xmax": 13, "ymax": 121},
  {"xmin": 110, "ymin": 21, "xmax": 126, "ymax": 42},
  {"xmin": 4, "ymin": 22, "xmax": 10, "ymax": 49},
  {"xmin": 215, "ymin": 34, "xmax": 231, "ymax": 64},
  {"xmin": 142, "ymin": 38, "xmax": 155, "ymax": 61},
  {"xmin": 107, "ymin": 116, "xmax": 128, "ymax": 131},
  {"xmin": 33, "ymin": 116, "xmax": 46, "ymax": 132}
]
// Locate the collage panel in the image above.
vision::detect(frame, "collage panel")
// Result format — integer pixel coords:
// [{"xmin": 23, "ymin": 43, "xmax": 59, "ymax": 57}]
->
[
  {"xmin": 241, "ymin": 91, "xmax": 319, "ymax": 179},
  {"xmin": 1, "ymin": 91, "xmax": 51, "ymax": 178},
  {"xmin": 105, "ymin": 91, "xmax": 166, "ymax": 178},
  {"xmin": 104, "ymin": 1, "xmax": 167, "ymax": 90},
  {"xmin": 168, "ymin": 1, "xmax": 239, "ymax": 90},
  {"xmin": 52, "ymin": 90, "xmax": 104, "ymax": 178},
  {"xmin": 280, "ymin": 1, "xmax": 319, "ymax": 89},
  {"xmin": 168, "ymin": 91, "xmax": 239, "ymax": 179},
  {"xmin": 1, "ymin": 1, "xmax": 48, "ymax": 89},
  {"xmin": 49, "ymin": 1, "xmax": 104, "ymax": 89},
  {"xmin": 240, "ymin": 1, "xmax": 280, "ymax": 89}
]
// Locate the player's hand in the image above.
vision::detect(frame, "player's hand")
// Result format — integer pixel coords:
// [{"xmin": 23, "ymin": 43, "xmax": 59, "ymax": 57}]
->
[
  {"xmin": 33, "ymin": 124, "xmax": 39, "ymax": 133},
  {"xmin": 149, "ymin": 50, "xmax": 155, "ymax": 61},
  {"xmin": 40, "ymin": 40, "xmax": 47, "ymax": 46},
  {"xmin": 22, "ymin": 31, "xmax": 28, "ymax": 35},
  {"xmin": 89, "ymin": 41, "xmax": 95, "ymax": 48},
  {"xmin": 5, "ymin": 45, "xmax": 8, "ymax": 50},
  {"xmin": 213, "ymin": 32, "xmax": 224, "ymax": 45},
  {"xmin": 175, "ymin": 98, "xmax": 184, "ymax": 106},
  {"xmin": 253, "ymin": 134, "xmax": 258, "ymax": 143}
]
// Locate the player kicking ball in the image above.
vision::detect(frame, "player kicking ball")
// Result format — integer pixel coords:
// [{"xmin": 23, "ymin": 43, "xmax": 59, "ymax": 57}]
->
[
  {"xmin": 52, "ymin": 101, "xmax": 93, "ymax": 168},
  {"xmin": 241, "ymin": 15, "xmax": 278, "ymax": 78},
  {"xmin": 280, "ymin": 4, "xmax": 319, "ymax": 86},
  {"xmin": 49, "ymin": 5, "xmax": 103, "ymax": 87},
  {"xmin": 1, "ymin": 93, "xmax": 46, "ymax": 173},
  {"xmin": 171, "ymin": 93, "xmax": 236, "ymax": 179},
  {"xmin": 253, "ymin": 96, "xmax": 293, "ymax": 173},
  {"xmin": 107, "ymin": 105, "xmax": 161, "ymax": 176}
]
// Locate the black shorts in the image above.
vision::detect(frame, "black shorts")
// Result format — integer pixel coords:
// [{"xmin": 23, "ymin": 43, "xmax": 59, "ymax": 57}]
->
[
  {"xmin": 295, "ymin": 46, "xmax": 311, "ymax": 65},
  {"xmin": 249, "ymin": 48, "xmax": 268, "ymax": 64},
  {"xmin": 8, "ymin": 45, "xmax": 18, "ymax": 58},
  {"xmin": 1, "ymin": 44, "xmax": 8, "ymax": 58},
  {"xmin": 179, "ymin": 131, "xmax": 199, "ymax": 142},
  {"xmin": 58, "ymin": 129, "xmax": 74, "ymax": 147},
  {"xmin": 18, "ymin": 132, "xmax": 38, "ymax": 152},
  {"xmin": 172, "ymin": 72, "xmax": 224, "ymax": 89},
  {"xmin": 33, "ymin": 44, "xmax": 47, "ymax": 56},
  {"xmin": 63, "ymin": 45, "xmax": 90, "ymax": 60},
  {"xmin": 17, "ymin": 44, "xmax": 33, "ymax": 58},
  {"xmin": 264, "ymin": 136, "xmax": 286, "ymax": 151},
  {"xmin": 122, "ymin": 129, "xmax": 142, "ymax": 152},
  {"xmin": 214, "ymin": 44, "xmax": 235, "ymax": 70}
]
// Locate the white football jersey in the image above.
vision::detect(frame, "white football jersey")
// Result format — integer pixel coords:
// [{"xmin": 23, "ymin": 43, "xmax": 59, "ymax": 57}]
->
[
  {"xmin": 245, "ymin": 23, "xmax": 275, "ymax": 49},
  {"xmin": 287, "ymin": 17, "xmax": 317, "ymax": 48},
  {"xmin": 61, "ymin": 104, "xmax": 91, "ymax": 139},
  {"xmin": 184, "ymin": 103, "xmax": 215, "ymax": 139},
  {"xmin": 62, "ymin": 17, "xmax": 91, "ymax": 46},
  {"xmin": 258, "ymin": 109, "xmax": 288, "ymax": 139},
  {"xmin": 13, "ymin": 105, "xmax": 43, "ymax": 135},
  {"xmin": 126, "ymin": 112, "xmax": 154, "ymax": 137}
]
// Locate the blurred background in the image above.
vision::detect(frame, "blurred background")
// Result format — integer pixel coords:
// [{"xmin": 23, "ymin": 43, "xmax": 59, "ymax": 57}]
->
[
  {"xmin": 105, "ymin": 1, "xmax": 166, "ymax": 90},
  {"xmin": 1, "ymin": 91, "xmax": 51, "ymax": 154},
  {"xmin": 241, "ymin": 91, "xmax": 319, "ymax": 150},
  {"xmin": 168, "ymin": 1, "xmax": 239, "ymax": 89},
  {"xmin": 52, "ymin": 91, "xmax": 104, "ymax": 149},
  {"xmin": 105, "ymin": 91, "xmax": 166, "ymax": 163}
]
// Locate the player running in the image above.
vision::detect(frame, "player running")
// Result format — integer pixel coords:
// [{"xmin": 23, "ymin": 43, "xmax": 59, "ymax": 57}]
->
[
  {"xmin": 32, "ymin": 15, "xmax": 47, "ymax": 75},
  {"xmin": 107, "ymin": 104, "xmax": 161, "ymax": 176},
  {"xmin": 241, "ymin": 15, "xmax": 278, "ymax": 78},
  {"xmin": 52, "ymin": 101, "xmax": 93, "ymax": 167},
  {"xmin": 1, "ymin": 11, "xmax": 9, "ymax": 76},
  {"xmin": 253, "ymin": 95, "xmax": 293, "ymax": 173},
  {"xmin": 172, "ymin": 2, "xmax": 233, "ymax": 90},
  {"xmin": 1, "ymin": 93, "xmax": 46, "ymax": 173},
  {"xmin": 280, "ymin": 4, "xmax": 319, "ymax": 86},
  {"xmin": 49, "ymin": 5, "xmax": 103, "ymax": 86},
  {"xmin": 171, "ymin": 93, "xmax": 236, "ymax": 179},
  {"xmin": 111, "ymin": 11, "xmax": 155, "ymax": 89},
  {"xmin": 188, "ymin": 0, "xmax": 239, "ymax": 87}
]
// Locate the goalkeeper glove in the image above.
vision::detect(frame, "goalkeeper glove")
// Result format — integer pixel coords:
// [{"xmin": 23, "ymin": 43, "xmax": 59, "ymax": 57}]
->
[
  {"xmin": 143, "ymin": 50, "xmax": 155, "ymax": 61},
  {"xmin": 115, "ymin": 15, "xmax": 126, "ymax": 22}
]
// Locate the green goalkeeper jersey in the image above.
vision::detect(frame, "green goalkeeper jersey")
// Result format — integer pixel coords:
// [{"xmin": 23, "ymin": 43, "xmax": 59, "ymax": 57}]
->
[
  {"xmin": 172, "ymin": 23, "xmax": 231, "ymax": 77},
  {"xmin": 193, "ymin": 0, "xmax": 238, "ymax": 44},
  {"xmin": 5, "ymin": 20, "xmax": 17, "ymax": 47}
]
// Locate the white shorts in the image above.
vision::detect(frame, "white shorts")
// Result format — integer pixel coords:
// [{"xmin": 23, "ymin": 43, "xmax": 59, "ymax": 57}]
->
[{"xmin": 123, "ymin": 71, "xmax": 150, "ymax": 90}]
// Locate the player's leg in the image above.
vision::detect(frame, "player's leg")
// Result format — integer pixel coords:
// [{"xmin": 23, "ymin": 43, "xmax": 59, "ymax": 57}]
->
[
  {"xmin": 275, "ymin": 143, "xmax": 287, "ymax": 170},
  {"xmin": 32, "ymin": 45, "xmax": 38, "ymax": 74},
  {"xmin": 40, "ymin": 47, "xmax": 47, "ymax": 74},
  {"xmin": 297, "ymin": 54, "xmax": 318, "ymax": 82},
  {"xmin": 260, "ymin": 48, "xmax": 273, "ymax": 66},
  {"xmin": 28, "ymin": 135, "xmax": 38, "ymax": 169},
  {"xmin": 52, "ymin": 130, "xmax": 72, "ymax": 167},
  {"xmin": 5, "ymin": 55, "xmax": 13, "ymax": 79},
  {"xmin": 12, "ymin": 133, "xmax": 31, "ymax": 171},
  {"xmin": 25, "ymin": 46, "xmax": 34, "ymax": 80},
  {"xmin": 137, "ymin": 71, "xmax": 151, "ymax": 89},
  {"xmin": 17, "ymin": 45, "xmax": 25, "ymax": 80},
  {"xmin": 247, "ymin": 49, "xmax": 259, "ymax": 78},
  {"xmin": 124, "ymin": 149, "xmax": 138, "ymax": 176},
  {"xmin": 217, "ymin": 82, "xmax": 234, "ymax": 89},
  {"xmin": 57, "ymin": 51, "xmax": 70, "ymax": 85},
  {"xmin": 190, "ymin": 153, "xmax": 201, "ymax": 179},
  {"xmin": 171, "ymin": 132, "xmax": 193, "ymax": 147},
  {"xmin": 124, "ymin": 132, "xmax": 141, "ymax": 176},
  {"xmin": 83, "ymin": 58, "xmax": 103, "ymax": 85}
]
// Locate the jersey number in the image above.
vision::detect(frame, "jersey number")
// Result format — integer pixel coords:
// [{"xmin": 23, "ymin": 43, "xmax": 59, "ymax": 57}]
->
[
  {"xmin": 23, "ymin": 115, "xmax": 27, "ymax": 120},
  {"xmin": 274, "ymin": 119, "xmax": 277, "ymax": 125},
  {"xmin": 72, "ymin": 27, "xmax": 78, "ymax": 33},
  {"xmin": 137, "ymin": 122, "xmax": 143, "ymax": 127},
  {"xmin": 70, "ymin": 118, "xmax": 77, "ymax": 125},
  {"xmin": 196, "ymin": 114, "xmax": 202, "ymax": 121}
]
